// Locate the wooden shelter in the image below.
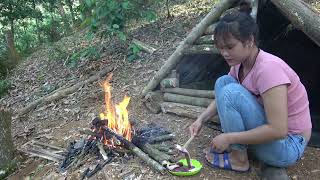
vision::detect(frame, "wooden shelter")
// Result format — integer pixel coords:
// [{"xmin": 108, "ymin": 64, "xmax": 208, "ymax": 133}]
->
[{"xmin": 142, "ymin": 0, "xmax": 320, "ymax": 146}]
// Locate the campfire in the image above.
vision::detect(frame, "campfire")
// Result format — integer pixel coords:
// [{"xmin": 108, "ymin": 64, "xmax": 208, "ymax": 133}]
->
[
  {"xmin": 53, "ymin": 74, "xmax": 180, "ymax": 178},
  {"xmin": 94, "ymin": 74, "xmax": 133, "ymax": 148}
]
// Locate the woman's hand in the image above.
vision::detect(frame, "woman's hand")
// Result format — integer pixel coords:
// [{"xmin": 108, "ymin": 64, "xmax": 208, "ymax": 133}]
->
[
  {"xmin": 189, "ymin": 119, "xmax": 203, "ymax": 136},
  {"xmin": 211, "ymin": 133, "xmax": 231, "ymax": 153}
]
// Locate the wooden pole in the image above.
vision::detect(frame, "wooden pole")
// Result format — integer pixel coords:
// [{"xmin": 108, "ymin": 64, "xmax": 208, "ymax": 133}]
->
[
  {"xmin": 141, "ymin": 0, "xmax": 237, "ymax": 97},
  {"xmin": 271, "ymin": 0, "xmax": 320, "ymax": 47},
  {"xmin": 163, "ymin": 88, "xmax": 215, "ymax": 98}
]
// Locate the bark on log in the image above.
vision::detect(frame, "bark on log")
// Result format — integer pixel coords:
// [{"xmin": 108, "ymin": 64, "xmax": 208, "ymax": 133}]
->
[
  {"xmin": 271, "ymin": 0, "xmax": 320, "ymax": 47},
  {"xmin": 132, "ymin": 39, "xmax": 157, "ymax": 54},
  {"xmin": 161, "ymin": 102, "xmax": 220, "ymax": 124},
  {"xmin": 195, "ymin": 35, "xmax": 215, "ymax": 45},
  {"xmin": 204, "ymin": 23, "xmax": 218, "ymax": 35},
  {"xmin": 19, "ymin": 66, "xmax": 113, "ymax": 116},
  {"xmin": 139, "ymin": 143, "xmax": 172, "ymax": 164},
  {"xmin": 0, "ymin": 111, "xmax": 14, "ymax": 171},
  {"xmin": 164, "ymin": 93, "xmax": 213, "ymax": 107},
  {"xmin": 143, "ymin": 91, "xmax": 164, "ymax": 114},
  {"xmin": 163, "ymin": 88, "xmax": 215, "ymax": 99},
  {"xmin": 103, "ymin": 127, "xmax": 165, "ymax": 173},
  {"xmin": 183, "ymin": 44, "xmax": 219, "ymax": 55},
  {"xmin": 141, "ymin": 0, "xmax": 237, "ymax": 97}
]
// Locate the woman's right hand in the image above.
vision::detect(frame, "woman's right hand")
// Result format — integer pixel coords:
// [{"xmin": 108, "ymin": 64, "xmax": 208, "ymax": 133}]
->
[{"xmin": 189, "ymin": 119, "xmax": 203, "ymax": 136}]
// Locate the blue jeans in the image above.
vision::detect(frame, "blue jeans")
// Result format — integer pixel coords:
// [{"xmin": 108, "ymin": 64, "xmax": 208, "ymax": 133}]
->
[{"xmin": 214, "ymin": 75, "xmax": 307, "ymax": 167}]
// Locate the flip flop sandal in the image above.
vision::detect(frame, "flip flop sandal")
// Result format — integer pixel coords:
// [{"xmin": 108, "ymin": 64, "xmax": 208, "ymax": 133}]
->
[{"xmin": 205, "ymin": 151, "xmax": 250, "ymax": 173}]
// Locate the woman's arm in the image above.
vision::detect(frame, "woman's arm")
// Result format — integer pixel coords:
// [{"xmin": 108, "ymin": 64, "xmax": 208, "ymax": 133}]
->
[
  {"xmin": 189, "ymin": 100, "xmax": 218, "ymax": 136},
  {"xmin": 226, "ymin": 84, "xmax": 288, "ymax": 145},
  {"xmin": 197, "ymin": 100, "xmax": 218, "ymax": 123}
]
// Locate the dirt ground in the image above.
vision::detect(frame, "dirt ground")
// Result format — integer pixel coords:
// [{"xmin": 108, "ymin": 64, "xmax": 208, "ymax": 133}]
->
[{"xmin": 1, "ymin": 0, "xmax": 320, "ymax": 179}]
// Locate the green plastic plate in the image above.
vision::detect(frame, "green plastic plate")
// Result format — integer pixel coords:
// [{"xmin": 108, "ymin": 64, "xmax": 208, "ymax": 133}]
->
[{"xmin": 169, "ymin": 159, "xmax": 203, "ymax": 176}]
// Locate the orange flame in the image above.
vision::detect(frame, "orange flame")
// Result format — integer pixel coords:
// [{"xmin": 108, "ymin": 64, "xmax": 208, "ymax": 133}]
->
[{"xmin": 99, "ymin": 74, "xmax": 132, "ymax": 146}]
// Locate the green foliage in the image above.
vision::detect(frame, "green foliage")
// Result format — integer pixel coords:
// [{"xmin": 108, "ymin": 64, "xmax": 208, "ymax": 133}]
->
[
  {"xmin": 127, "ymin": 43, "xmax": 142, "ymax": 62},
  {"xmin": 67, "ymin": 45, "xmax": 100, "ymax": 67},
  {"xmin": 0, "ymin": 79, "xmax": 10, "ymax": 98},
  {"xmin": 79, "ymin": 0, "xmax": 158, "ymax": 40}
]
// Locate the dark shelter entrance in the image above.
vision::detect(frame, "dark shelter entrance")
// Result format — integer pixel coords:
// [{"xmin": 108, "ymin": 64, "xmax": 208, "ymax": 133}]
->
[{"xmin": 176, "ymin": 1, "xmax": 320, "ymax": 147}]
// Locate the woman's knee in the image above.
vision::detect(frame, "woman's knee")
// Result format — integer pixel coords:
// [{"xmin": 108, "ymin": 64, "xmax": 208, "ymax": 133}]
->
[
  {"xmin": 218, "ymin": 83, "xmax": 244, "ymax": 101},
  {"xmin": 214, "ymin": 75, "xmax": 237, "ymax": 92}
]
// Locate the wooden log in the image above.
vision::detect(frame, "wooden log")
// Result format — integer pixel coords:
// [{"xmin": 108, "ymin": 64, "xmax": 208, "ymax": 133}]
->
[
  {"xmin": 271, "ymin": 0, "xmax": 320, "ymax": 47},
  {"xmin": 164, "ymin": 93, "xmax": 213, "ymax": 107},
  {"xmin": 194, "ymin": 35, "xmax": 215, "ymax": 45},
  {"xmin": 19, "ymin": 66, "xmax": 113, "ymax": 116},
  {"xmin": 132, "ymin": 39, "xmax": 156, "ymax": 54},
  {"xmin": 141, "ymin": 0, "xmax": 238, "ymax": 97},
  {"xmin": 161, "ymin": 102, "xmax": 220, "ymax": 124},
  {"xmin": 0, "ymin": 111, "xmax": 15, "ymax": 172},
  {"xmin": 143, "ymin": 91, "xmax": 164, "ymax": 114},
  {"xmin": 102, "ymin": 127, "xmax": 165, "ymax": 173},
  {"xmin": 163, "ymin": 88, "xmax": 215, "ymax": 99},
  {"xmin": 148, "ymin": 134, "xmax": 175, "ymax": 144},
  {"xmin": 139, "ymin": 143, "xmax": 172, "ymax": 164},
  {"xmin": 204, "ymin": 23, "xmax": 218, "ymax": 35},
  {"xmin": 183, "ymin": 44, "xmax": 219, "ymax": 55}
]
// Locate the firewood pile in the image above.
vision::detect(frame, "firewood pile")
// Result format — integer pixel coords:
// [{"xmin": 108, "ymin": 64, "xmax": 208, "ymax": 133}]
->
[{"xmin": 20, "ymin": 118, "xmax": 181, "ymax": 178}]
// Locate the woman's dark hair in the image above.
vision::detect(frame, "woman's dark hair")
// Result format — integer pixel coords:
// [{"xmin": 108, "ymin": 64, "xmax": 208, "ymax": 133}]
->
[{"xmin": 214, "ymin": 0, "xmax": 259, "ymax": 46}]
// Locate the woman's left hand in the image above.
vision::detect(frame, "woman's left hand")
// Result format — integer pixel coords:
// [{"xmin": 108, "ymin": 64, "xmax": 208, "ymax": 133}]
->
[{"xmin": 211, "ymin": 133, "xmax": 231, "ymax": 153}]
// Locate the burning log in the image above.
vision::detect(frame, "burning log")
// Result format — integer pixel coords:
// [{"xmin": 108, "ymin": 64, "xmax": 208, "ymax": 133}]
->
[
  {"xmin": 163, "ymin": 88, "xmax": 215, "ymax": 99},
  {"xmin": 102, "ymin": 127, "xmax": 166, "ymax": 173},
  {"xmin": 164, "ymin": 93, "xmax": 213, "ymax": 107}
]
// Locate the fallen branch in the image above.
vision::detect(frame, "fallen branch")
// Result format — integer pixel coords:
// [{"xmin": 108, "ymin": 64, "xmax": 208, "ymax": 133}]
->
[
  {"xmin": 164, "ymin": 93, "xmax": 213, "ymax": 107},
  {"xmin": 163, "ymin": 88, "xmax": 215, "ymax": 99},
  {"xmin": 161, "ymin": 102, "xmax": 220, "ymax": 124},
  {"xmin": 19, "ymin": 66, "xmax": 113, "ymax": 116},
  {"xmin": 132, "ymin": 39, "xmax": 157, "ymax": 54}
]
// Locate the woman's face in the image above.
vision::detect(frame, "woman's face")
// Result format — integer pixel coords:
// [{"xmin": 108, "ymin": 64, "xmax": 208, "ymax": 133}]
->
[{"xmin": 215, "ymin": 35, "xmax": 252, "ymax": 66}]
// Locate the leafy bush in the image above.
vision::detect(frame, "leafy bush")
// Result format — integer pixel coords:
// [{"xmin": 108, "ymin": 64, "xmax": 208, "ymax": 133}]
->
[
  {"xmin": 80, "ymin": 0, "xmax": 157, "ymax": 40},
  {"xmin": 127, "ymin": 43, "xmax": 142, "ymax": 62},
  {"xmin": 0, "ymin": 79, "xmax": 10, "ymax": 98}
]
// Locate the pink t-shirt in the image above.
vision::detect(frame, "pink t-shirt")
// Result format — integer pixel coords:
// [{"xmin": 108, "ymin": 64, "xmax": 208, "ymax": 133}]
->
[{"xmin": 229, "ymin": 49, "xmax": 312, "ymax": 134}]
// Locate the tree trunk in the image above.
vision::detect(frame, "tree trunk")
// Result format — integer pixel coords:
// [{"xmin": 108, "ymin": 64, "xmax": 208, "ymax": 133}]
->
[
  {"xmin": 65, "ymin": 0, "xmax": 76, "ymax": 25},
  {"xmin": 6, "ymin": 20, "xmax": 19, "ymax": 65},
  {"xmin": 141, "ymin": 0, "xmax": 238, "ymax": 97},
  {"xmin": 0, "ymin": 111, "xmax": 14, "ymax": 170},
  {"xmin": 32, "ymin": 0, "xmax": 42, "ymax": 43},
  {"xmin": 271, "ymin": 0, "xmax": 320, "ymax": 47},
  {"xmin": 164, "ymin": 93, "xmax": 213, "ymax": 107},
  {"xmin": 58, "ymin": 1, "xmax": 70, "ymax": 33}
]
